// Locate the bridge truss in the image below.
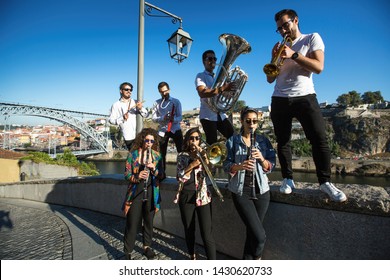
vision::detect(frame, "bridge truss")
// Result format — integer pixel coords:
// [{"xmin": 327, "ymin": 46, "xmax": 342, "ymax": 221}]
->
[{"xmin": 0, "ymin": 102, "xmax": 111, "ymax": 154}]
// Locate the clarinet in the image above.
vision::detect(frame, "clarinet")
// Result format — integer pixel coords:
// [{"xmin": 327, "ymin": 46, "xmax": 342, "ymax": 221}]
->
[
  {"xmin": 142, "ymin": 147, "xmax": 152, "ymax": 202},
  {"xmin": 247, "ymin": 128, "xmax": 258, "ymax": 200}
]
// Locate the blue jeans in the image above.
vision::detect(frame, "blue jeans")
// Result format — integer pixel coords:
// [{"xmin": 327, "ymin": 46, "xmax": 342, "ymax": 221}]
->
[{"xmin": 271, "ymin": 94, "xmax": 331, "ymax": 184}]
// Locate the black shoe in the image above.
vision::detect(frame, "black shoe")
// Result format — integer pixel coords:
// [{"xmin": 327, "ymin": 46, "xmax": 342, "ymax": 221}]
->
[{"xmin": 144, "ymin": 247, "xmax": 156, "ymax": 260}]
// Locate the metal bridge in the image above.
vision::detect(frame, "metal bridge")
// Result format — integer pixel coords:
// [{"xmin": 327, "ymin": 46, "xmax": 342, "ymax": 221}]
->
[{"xmin": 0, "ymin": 102, "xmax": 112, "ymax": 156}]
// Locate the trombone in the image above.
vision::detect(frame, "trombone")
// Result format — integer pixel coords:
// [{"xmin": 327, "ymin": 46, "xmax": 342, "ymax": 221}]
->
[
  {"xmin": 174, "ymin": 141, "xmax": 226, "ymax": 203},
  {"xmin": 263, "ymin": 35, "xmax": 293, "ymax": 77}
]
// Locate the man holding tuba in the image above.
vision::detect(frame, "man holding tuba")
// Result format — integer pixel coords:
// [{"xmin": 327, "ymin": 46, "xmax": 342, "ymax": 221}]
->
[
  {"xmin": 265, "ymin": 9, "xmax": 346, "ymax": 202},
  {"xmin": 195, "ymin": 50, "xmax": 236, "ymax": 145}
]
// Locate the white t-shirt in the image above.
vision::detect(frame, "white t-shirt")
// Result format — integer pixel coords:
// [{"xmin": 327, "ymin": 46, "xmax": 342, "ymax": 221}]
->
[{"xmin": 273, "ymin": 33, "xmax": 325, "ymax": 98}]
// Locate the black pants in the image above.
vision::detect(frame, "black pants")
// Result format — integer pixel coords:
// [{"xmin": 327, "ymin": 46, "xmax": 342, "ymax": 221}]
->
[
  {"xmin": 231, "ymin": 190, "xmax": 270, "ymax": 259},
  {"xmin": 200, "ymin": 117, "xmax": 234, "ymax": 145},
  {"xmin": 159, "ymin": 130, "xmax": 183, "ymax": 173},
  {"xmin": 125, "ymin": 140, "xmax": 134, "ymax": 151},
  {"xmin": 123, "ymin": 182, "xmax": 155, "ymax": 255},
  {"xmin": 271, "ymin": 95, "xmax": 331, "ymax": 184},
  {"xmin": 178, "ymin": 190, "xmax": 216, "ymax": 259}
]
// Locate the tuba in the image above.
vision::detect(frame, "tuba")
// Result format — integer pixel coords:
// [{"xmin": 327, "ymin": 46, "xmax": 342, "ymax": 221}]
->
[
  {"xmin": 206, "ymin": 34, "xmax": 251, "ymax": 114},
  {"xmin": 263, "ymin": 35, "xmax": 293, "ymax": 77}
]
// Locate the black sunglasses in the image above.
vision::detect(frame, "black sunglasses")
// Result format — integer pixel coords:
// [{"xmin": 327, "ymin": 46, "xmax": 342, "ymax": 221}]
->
[
  {"xmin": 123, "ymin": 88, "xmax": 132, "ymax": 92},
  {"xmin": 189, "ymin": 136, "xmax": 200, "ymax": 141},
  {"xmin": 144, "ymin": 139, "xmax": 155, "ymax": 143},
  {"xmin": 245, "ymin": 119, "xmax": 259, "ymax": 124},
  {"xmin": 205, "ymin": 57, "xmax": 217, "ymax": 62}
]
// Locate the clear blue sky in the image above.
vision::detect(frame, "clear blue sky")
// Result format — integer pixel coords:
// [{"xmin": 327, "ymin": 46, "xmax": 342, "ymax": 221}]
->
[{"xmin": 1, "ymin": 0, "xmax": 389, "ymax": 125}]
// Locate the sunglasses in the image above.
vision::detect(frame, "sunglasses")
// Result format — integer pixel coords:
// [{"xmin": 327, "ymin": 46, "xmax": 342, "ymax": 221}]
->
[
  {"xmin": 123, "ymin": 88, "xmax": 132, "ymax": 92},
  {"xmin": 144, "ymin": 139, "xmax": 155, "ymax": 143},
  {"xmin": 205, "ymin": 57, "xmax": 217, "ymax": 62},
  {"xmin": 245, "ymin": 119, "xmax": 259, "ymax": 124},
  {"xmin": 189, "ymin": 136, "xmax": 200, "ymax": 141}
]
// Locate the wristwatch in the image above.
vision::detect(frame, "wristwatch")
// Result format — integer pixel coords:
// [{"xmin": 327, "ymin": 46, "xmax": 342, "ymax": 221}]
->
[{"xmin": 291, "ymin": 52, "xmax": 299, "ymax": 60}]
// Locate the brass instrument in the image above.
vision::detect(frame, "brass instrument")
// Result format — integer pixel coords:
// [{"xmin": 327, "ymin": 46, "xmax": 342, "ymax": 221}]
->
[
  {"xmin": 173, "ymin": 142, "xmax": 227, "ymax": 203},
  {"xmin": 196, "ymin": 149, "xmax": 224, "ymax": 202},
  {"xmin": 206, "ymin": 33, "xmax": 251, "ymax": 114},
  {"xmin": 206, "ymin": 141, "xmax": 227, "ymax": 165},
  {"xmin": 247, "ymin": 128, "xmax": 258, "ymax": 200},
  {"xmin": 263, "ymin": 35, "xmax": 293, "ymax": 77}
]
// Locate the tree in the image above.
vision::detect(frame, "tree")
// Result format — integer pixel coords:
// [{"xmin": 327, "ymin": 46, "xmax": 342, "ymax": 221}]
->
[
  {"xmin": 233, "ymin": 100, "xmax": 246, "ymax": 112},
  {"xmin": 336, "ymin": 90, "xmax": 362, "ymax": 107},
  {"xmin": 361, "ymin": 91, "xmax": 384, "ymax": 104}
]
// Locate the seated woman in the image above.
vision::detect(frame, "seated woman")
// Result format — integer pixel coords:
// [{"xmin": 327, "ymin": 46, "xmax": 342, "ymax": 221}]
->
[
  {"xmin": 123, "ymin": 128, "xmax": 163, "ymax": 260},
  {"xmin": 223, "ymin": 107, "xmax": 276, "ymax": 260},
  {"xmin": 175, "ymin": 127, "xmax": 216, "ymax": 260}
]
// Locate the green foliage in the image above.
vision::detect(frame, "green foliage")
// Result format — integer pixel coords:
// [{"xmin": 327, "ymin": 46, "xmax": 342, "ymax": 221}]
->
[
  {"xmin": 233, "ymin": 100, "xmax": 247, "ymax": 112},
  {"xmin": 291, "ymin": 139, "xmax": 312, "ymax": 157},
  {"xmin": 361, "ymin": 91, "xmax": 384, "ymax": 104},
  {"xmin": 336, "ymin": 90, "xmax": 362, "ymax": 107},
  {"xmin": 21, "ymin": 148, "xmax": 99, "ymax": 176},
  {"xmin": 22, "ymin": 151, "xmax": 55, "ymax": 163}
]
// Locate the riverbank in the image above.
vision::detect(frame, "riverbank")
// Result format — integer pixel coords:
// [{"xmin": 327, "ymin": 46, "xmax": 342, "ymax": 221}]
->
[{"xmin": 89, "ymin": 151, "xmax": 390, "ymax": 177}]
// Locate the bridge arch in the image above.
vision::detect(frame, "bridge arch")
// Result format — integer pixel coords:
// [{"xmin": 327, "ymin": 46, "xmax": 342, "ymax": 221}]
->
[{"xmin": 0, "ymin": 102, "xmax": 111, "ymax": 154}]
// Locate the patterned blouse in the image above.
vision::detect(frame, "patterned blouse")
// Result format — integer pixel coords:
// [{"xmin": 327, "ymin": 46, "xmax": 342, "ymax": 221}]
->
[
  {"xmin": 122, "ymin": 148, "xmax": 163, "ymax": 216},
  {"xmin": 176, "ymin": 152, "xmax": 211, "ymax": 206}
]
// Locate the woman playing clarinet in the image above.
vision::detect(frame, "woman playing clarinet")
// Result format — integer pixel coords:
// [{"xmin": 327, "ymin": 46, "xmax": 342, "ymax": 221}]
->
[
  {"xmin": 223, "ymin": 107, "xmax": 276, "ymax": 260},
  {"xmin": 123, "ymin": 128, "xmax": 163, "ymax": 260}
]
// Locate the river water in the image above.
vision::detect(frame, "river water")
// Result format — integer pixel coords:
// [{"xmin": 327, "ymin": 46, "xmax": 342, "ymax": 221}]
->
[{"xmin": 88, "ymin": 160, "xmax": 389, "ymax": 188}]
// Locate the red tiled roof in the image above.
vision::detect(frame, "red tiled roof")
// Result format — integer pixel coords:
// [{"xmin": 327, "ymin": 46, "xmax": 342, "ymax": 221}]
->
[{"xmin": 0, "ymin": 148, "xmax": 26, "ymax": 160}]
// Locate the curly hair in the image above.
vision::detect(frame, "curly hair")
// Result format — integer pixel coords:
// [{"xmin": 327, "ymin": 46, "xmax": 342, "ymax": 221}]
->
[
  {"xmin": 182, "ymin": 127, "xmax": 202, "ymax": 152},
  {"xmin": 130, "ymin": 128, "xmax": 160, "ymax": 152}
]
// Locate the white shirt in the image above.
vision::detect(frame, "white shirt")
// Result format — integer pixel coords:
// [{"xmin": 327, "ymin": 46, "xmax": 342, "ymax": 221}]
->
[
  {"xmin": 195, "ymin": 70, "xmax": 228, "ymax": 121},
  {"xmin": 108, "ymin": 98, "xmax": 149, "ymax": 141},
  {"xmin": 151, "ymin": 96, "xmax": 182, "ymax": 134},
  {"xmin": 273, "ymin": 33, "xmax": 325, "ymax": 98}
]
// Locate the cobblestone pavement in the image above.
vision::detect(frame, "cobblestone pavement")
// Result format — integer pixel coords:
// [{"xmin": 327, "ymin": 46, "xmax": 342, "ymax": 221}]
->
[{"xmin": 0, "ymin": 198, "xmax": 233, "ymax": 260}]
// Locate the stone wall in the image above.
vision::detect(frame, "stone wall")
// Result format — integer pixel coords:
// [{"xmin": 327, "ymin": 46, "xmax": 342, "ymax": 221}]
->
[{"xmin": 1, "ymin": 176, "xmax": 389, "ymax": 259}]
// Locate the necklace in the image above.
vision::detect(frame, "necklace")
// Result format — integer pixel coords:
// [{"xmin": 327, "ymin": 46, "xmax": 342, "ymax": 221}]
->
[{"xmin": 160, "ymin": 98, "xmax": 171, "ymax": 110}]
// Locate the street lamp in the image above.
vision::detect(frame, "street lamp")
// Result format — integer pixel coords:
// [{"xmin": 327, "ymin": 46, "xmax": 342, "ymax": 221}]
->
[{"xmin": 136, "ymin": 1, "xmax": 192, "ymax": 133}]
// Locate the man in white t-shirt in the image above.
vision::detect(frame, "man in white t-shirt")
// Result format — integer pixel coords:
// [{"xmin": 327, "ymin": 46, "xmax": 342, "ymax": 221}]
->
[
  {"xmin": 266, "ymin": 9, "xmax": 346, "ymax": 202},
  {"xmin": 109, "ymin": 82, "xmax": 149, "ymax": 150}
]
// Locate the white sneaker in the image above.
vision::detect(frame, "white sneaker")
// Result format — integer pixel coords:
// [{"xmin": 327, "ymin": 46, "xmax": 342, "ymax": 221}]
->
[
  {"xmin": 320, "ymin": 182, "xmax": 347, "ymax": 202},
  {"xmin": 280, "ymin": 178, "xmax": 295, "ymax": 194}
]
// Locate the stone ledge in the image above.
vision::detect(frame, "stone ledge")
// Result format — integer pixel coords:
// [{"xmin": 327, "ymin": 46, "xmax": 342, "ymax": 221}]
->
[{"xmin": 1, "ymin": 176, "xmax": 389, "ymax": 217}]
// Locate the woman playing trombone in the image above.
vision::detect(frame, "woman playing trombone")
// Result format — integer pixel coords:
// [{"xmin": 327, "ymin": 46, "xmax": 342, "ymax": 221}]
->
[
  {"xmin": 223, "ymin": 107, "xmax": 276, "ymax": 260},
  {"xmin": 175, "ymin": 127, "xmax": 216, "ymax": 260},
  {"xmin": 123, "ymin": 128, "xmax": 163, "ymax": 260}
]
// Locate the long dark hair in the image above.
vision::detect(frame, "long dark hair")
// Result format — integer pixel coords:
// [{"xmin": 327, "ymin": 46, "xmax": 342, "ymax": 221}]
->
[
  {"xmin": 182, "ymin": 127, "xmax": 202, "ymax": 152},
  {"xmin": 130, "ymin": 128, "xmax": 160, "ymax": 153}
]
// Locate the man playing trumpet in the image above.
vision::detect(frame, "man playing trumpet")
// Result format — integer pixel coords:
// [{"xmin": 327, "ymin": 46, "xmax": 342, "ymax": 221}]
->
[{"xmin": 265, "ymin": 9, "xmax": 346, "ymax": 202}]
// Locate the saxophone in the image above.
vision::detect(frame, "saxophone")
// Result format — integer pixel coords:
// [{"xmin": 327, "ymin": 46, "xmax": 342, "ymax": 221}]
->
[{"xmin": 206, "ymin": 33, "xmax": 252, "ymax": 114}]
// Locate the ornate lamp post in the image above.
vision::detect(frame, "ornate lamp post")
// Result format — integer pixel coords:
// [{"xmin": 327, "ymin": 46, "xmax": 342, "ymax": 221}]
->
[{"xmin": 136, "ymin": 1, "xmax": 193, "ymax": 133}]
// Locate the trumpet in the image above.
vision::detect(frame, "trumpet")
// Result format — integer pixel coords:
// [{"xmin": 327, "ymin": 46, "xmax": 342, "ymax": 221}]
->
[{"xmin": 263, "ymin": 35, "xmax": 293, "ymax": 77}]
